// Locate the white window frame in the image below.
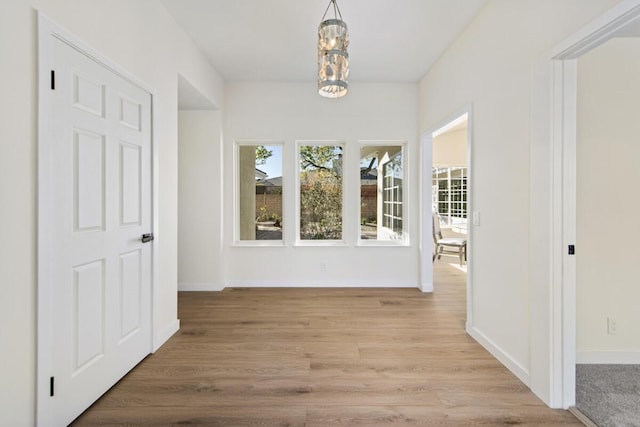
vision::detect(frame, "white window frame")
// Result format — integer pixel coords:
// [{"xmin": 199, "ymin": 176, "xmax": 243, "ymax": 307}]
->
[
  {"xmin": 233, "ymin": 140, "xmax": 285, "ymax": 246},
  {"xmin": 295, "ymin": 140, "xmax": 346, "ymax": 246},
  {"xmin": 358, "ymin": 141, "xmax": 408, "ymax": 246}
]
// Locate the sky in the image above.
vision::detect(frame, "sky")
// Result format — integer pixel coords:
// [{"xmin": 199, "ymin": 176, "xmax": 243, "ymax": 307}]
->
[{"xmin": 257, "ymin": 145, "xmax": 282, "ymax": 179}]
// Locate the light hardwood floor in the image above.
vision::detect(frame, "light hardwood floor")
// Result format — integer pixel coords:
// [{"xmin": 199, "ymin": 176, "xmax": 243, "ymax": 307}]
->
[{"xmin": 72, "ymin": 262, "xmax": 580, "ymax": 426}]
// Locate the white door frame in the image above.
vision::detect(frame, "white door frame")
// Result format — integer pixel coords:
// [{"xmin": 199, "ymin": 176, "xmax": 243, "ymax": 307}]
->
[
  {"xmin": 37, "ymin": 13, "xmax": 158, "ymax": 425},
  {"xmin": 420, "ymin": 104, "xmax": 473, "ymax": 327},
  {"xmin": 530, "ymin": 0, "xmax": 640, "ymax": 409}
]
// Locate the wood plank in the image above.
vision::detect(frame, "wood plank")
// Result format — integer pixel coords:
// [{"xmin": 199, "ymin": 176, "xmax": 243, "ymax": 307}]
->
[
  {"xmin": 310, "ymin": 358, "xmax": 518, "ymax": 380},
  {"xmin": 71, "ymin": 263, "xmax": 579, "ymax": 425},
  {"xmin": 74, "ymin": 405, "xmax": 306, "ymax": 426}
]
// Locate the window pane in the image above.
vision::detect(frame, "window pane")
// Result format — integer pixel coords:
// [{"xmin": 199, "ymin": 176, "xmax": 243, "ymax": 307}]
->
[
  {"xmin": 360, "ymin": 145, "xmax": 404, "ymax": 241},
  {"xmin": 238, "ymin": 144, "xmax": 283, "ymax": 241},
  {"xmin": 299, "ymin": 145, "xmax": 343, "ymax": 240},
  {"xmin": 432, "ymin": 166, "xmax": 467, "ymax": 230}
]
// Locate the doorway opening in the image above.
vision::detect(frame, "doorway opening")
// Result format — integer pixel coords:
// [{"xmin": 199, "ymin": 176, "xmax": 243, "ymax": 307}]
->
[
  {"xmin": 572, "ymin": 22, "xmax": 640, "ymax": 426},
  {"xmin": 177, "ymin": 75, "xmax": 224, "ymax": 293},
  {"xmin": 530, "ymin": 0, "xmax": 640, "ymax": 412},
  {"xmin": 421, "ymin": 107, "xmax": 472, "ymax": 327},
  {"xmin": 432, "ymin": 115, "xmax": 469, "ymax": 272}
]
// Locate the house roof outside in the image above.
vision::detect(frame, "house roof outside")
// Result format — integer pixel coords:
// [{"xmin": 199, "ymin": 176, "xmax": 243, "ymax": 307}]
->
[
  {"xmin": 258, "ymin": 176, "xmax": 282, "ymax": 187},
  {"xmin": 255, "ymin": 168, "xmax": 268, "ymax": 180}
]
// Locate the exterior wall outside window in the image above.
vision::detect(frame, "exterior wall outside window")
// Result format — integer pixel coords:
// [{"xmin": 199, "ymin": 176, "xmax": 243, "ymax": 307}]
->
[{"xmin": 236, "ymin": 142, "xmax": 283, "ymax": 243}]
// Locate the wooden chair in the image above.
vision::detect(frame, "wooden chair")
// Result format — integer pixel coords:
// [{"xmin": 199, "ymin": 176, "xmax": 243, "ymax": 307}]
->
[{"xmin": 432, "ymin": 212, "xmax": 467, "ymax": 266}]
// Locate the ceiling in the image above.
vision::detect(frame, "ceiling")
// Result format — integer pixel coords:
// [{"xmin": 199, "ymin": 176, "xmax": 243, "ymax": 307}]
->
[{"xmin": 161, "ymin": 0, "xmax": 489, "ymax": 83}]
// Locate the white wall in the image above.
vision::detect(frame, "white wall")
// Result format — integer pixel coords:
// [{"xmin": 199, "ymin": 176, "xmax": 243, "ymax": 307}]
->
[
  {"xmin": 223, "ymin": 82, "xmax": 420, "ymax": 287},
  {"xmin": 178, "ymin": 110, "xmax": 224, "ymax": 291},
  {"xmin": 576, "ymin": 37, "xmax": 640, "ymax": 363},
  {"xmin": 418, "ymin": 0, "xmax": 621, "ymax": 396},
  {"xmin": 433, "ymin": 128, "xmax": 467, "ymax": 166},
  {"xmin": 0, "ymin": 1, "xmax": 223, "ymax": 424}
]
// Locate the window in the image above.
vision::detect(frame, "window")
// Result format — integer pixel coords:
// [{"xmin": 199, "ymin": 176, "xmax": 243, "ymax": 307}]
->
[
  {"xmin": 382, "ymin": 153, "xmax": 403, "ymax": 234},
  {"xmin": 298, "ymin": 143, "xmax": 343, "ymax": 241},
  {"xmin": 432, "ymin": 166, "xmax": 467, "ymax": 231},
  {"xmin": 360, "ymin": 144, "xmax": 406, "ymax": 242},
  {"xmin": 236, "ymin": 142, "xmax": 283, "ymax": 242}
]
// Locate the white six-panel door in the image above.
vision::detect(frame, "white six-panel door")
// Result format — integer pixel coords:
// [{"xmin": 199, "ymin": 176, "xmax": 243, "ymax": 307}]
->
[{"xmin": 41, "ymin": 35, "xmax": 153, "ymax": 426}]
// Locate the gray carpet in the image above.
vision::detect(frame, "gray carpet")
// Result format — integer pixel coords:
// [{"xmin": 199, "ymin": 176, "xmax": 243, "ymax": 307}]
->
[{"xmin": 576, "ymin": 364, "xmax": 640, "ymax": 427}]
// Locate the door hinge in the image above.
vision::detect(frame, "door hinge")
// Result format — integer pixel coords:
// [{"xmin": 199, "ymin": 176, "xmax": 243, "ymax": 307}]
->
[
  {"xmin": 50, "ymin": 376, "xmax": 54, "ymax": 397},
  {"xmin": 568, "ymin": 244, "xmax": 575, "ymax": 255},
  {"xmin": 50, "ymin": 70, "xmax": 55, "ymax": 90}
]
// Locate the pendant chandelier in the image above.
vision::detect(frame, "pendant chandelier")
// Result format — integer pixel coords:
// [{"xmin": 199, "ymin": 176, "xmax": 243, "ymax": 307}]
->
[{"xmin": 318, "ymin": 0, "xmax": 349, "ymax": 98}]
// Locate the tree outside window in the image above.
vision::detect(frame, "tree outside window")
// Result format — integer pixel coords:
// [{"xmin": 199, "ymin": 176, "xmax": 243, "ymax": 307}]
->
[{"xmin": 299, "ymin": 144, "xmax": 343, "ymax": 240}]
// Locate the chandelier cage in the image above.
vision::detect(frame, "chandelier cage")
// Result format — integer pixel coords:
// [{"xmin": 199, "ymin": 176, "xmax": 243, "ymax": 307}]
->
[{"xmin": 318, "ymin": 0, "xmax": 349, "ymax": 98}]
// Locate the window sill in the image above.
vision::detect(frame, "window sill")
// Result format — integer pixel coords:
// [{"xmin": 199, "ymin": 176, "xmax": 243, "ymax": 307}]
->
[
  {"xmin": 232, "ymin": 240, "xmax": 285, "ymax": 247},
  {"xmin": 357, "ymin": 239, "xmax": 410, "ymax": 247},
  {"xmin": 294, "ymin": 240, "xmax": 348, "ymax": 247}
]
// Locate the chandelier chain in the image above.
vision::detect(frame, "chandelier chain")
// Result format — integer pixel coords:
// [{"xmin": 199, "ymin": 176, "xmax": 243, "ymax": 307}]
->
[{"xmin": 321, "ymin": 0, "xmax": 343, "ymax": 21}]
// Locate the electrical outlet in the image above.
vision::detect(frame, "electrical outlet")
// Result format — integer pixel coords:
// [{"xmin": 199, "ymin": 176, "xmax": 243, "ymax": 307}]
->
[
  {"xmin": 607, "ymin": 317, "xmax": 618, "ymax": 335},
  {"xmin": 320, "ymin": 262, "xmax": 327, "ymax": 271}
]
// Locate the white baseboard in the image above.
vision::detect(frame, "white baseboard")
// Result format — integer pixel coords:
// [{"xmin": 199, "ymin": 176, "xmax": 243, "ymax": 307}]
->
[
  {"xmin": 153, "ymin": 319, "xmax": 180, "ymax": 352},
  {"xmin": 419, "ymin": 282, "xmax": 434, "ymax": 292},
  {"xmin": 180, "ymin": 280, "xmax": 424, "ymax": 290},
  {"xmin": 577, "ymin": 351, "xmax": 640, "ymax": 364},
  {"xmin": 178, "ymin": 282, "xmax": 225, "ymax": 291},
  {"xmin": 224, "ymin": 280, "xmax": 419, "ymax": 288},
  {"xmin": 466, "ymin": 324, "xmax": 531, "ymax": 386}
]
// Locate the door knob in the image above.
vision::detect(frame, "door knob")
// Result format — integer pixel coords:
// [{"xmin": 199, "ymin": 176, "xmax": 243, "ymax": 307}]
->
[{"xmin": 141, "ymin": 233, "xmax": 154, "ymax": 243}]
